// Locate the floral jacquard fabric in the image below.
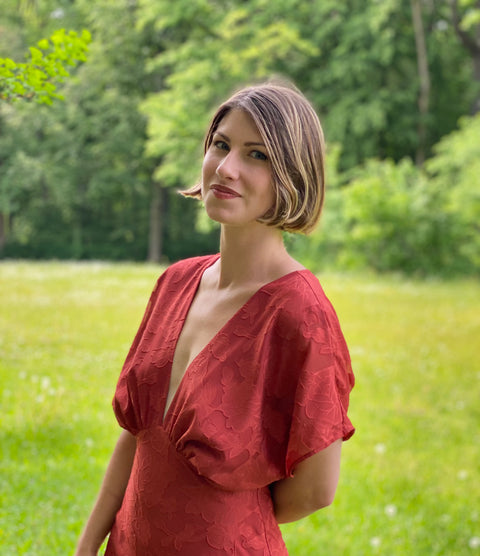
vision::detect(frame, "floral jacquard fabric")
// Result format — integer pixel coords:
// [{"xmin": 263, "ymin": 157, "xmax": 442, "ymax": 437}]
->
[{"xmin": 105, "ymin": 255, "xmax": 355, "ymax": 556}]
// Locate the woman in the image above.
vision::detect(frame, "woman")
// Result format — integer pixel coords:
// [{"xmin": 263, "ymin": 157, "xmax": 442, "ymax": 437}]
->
[{"xmin": 75, "ymin": 82, "xmax": 355, "ymax": 555}]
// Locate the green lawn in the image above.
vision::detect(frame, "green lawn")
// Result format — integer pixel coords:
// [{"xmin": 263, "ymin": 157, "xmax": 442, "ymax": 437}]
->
[{"xmin": 0, "ymin": 262, "xmax": 478, "ymax": 555}]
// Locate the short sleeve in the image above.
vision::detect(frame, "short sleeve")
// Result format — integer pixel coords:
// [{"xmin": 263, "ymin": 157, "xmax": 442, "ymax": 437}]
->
[{"xmin": 284, "ymin": 300, "xmax": 355, "ymax": 476}]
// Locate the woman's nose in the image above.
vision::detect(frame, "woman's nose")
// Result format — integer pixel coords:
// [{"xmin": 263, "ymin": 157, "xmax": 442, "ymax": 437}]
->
[{"xmin": 216, "ymin": 151, "xmax": 240, "ymax": 180}]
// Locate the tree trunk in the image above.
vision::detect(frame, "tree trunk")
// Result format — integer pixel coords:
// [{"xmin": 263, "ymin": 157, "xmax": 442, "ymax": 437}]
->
[
  {"xmin": 474, "ymin": 51, "xmax": 480, "ymax": 113},
  {"xmin": 0, "ymin": 212, "xmax": 6, "ymax": 252},
  {"xmin": 147, "ymin": 181, "xmax": 163, "ymax": 262},
  {"xmin": 471, "ymin": 22, "xmax": 480, "ymax": 114},
  {"xmin": 411, "ymin": 0, "xmax": 430, "ymax": 166}
]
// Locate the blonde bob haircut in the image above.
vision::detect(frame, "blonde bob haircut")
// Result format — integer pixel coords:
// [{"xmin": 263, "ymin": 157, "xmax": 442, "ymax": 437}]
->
[{"xmin": 182, "ymin": 82, "xmax": 326, "ymax": 234}]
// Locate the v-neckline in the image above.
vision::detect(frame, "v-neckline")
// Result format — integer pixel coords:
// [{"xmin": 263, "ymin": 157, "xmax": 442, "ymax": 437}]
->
[{"xmin": 161, "ymin": 255, "xmax": 310, "ymax": 425}]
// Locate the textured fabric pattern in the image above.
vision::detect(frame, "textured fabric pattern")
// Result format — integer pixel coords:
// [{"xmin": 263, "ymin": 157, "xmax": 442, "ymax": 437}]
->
[{"xmin": 106, "ymin": 255, "xmax": 355, "ymax": 555}]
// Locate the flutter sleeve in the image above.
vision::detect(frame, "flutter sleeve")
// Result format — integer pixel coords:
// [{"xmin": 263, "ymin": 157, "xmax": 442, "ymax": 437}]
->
[{"xmin": 280, "ymin": 292, "xmax": 355, "ymax": 477}]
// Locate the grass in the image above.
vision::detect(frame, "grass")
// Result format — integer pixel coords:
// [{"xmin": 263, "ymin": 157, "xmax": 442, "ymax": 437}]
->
[{"xmin": 0, "ymin": 261, "xmax": 479, "ymax": 555}]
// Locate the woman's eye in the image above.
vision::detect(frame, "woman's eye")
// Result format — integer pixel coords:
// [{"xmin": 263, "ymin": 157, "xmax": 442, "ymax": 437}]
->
[
  {"xmin": 251, "ymin": 150, "xmax": 268, "ymax": 161},
  {"xmin": 214, "ymin": 140, "xmax": 229, "ymax": 151}
]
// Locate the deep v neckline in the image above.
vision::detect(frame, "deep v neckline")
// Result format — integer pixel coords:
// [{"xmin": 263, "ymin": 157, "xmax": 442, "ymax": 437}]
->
[{"xmin": 162, "ymin": 255, "xmax": 309, "ymax": 425}]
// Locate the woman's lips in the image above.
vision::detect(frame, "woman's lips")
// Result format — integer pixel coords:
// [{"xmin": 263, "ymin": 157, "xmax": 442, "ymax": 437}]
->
[{"xmin": 210, "ymin": 184, "xmax": 241, "ymax": 199}]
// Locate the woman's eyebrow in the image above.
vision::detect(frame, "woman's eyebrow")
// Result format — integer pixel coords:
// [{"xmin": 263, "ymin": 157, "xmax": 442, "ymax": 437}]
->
[{"xmin": 215, "ymin": 131, "xmax": 265, "ymax": 147}]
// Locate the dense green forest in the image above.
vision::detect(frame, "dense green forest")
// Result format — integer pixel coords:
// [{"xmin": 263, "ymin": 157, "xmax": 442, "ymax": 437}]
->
[{"xmin": 1, "ymin": 0, "xmax": 479, "ymax": 275}]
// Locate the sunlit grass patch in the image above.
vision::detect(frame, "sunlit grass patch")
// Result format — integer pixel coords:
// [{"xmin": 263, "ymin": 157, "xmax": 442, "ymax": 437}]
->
[
  {"xmin": 1, "ymin": 262, "xmax": 479, "ymax": 555},
  {"xmin": 0, "ymin": 261, "xmax": 161, "ymax": 555}
]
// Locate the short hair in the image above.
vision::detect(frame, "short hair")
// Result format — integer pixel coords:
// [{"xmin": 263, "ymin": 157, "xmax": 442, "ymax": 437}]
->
[{"xmin": 182, "ymin": 81, "xmax": 326, "ymax": 234}]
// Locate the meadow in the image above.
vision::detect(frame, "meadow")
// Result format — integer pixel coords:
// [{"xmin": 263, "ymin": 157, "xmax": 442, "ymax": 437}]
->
[{"xmin": 0, "ymin": 261, "xmax": 478, "ymax": 555}]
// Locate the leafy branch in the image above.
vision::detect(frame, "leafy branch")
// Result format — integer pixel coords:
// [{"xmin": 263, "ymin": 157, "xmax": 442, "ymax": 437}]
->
[{"xmin": 0, "ymin": 28, "xmax": 91, "ymax": 104}]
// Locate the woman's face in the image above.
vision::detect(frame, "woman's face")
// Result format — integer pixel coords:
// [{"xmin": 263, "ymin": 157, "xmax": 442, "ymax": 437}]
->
[{"xmin": 201, "ymin": 109, "xmax": 274, "ymax": 229}]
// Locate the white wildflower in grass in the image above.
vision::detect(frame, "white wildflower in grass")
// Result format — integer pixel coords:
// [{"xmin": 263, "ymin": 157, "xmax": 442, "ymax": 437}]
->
[
  {"xmin": 469, "ymin": 536, "xmax": 480, "ymax": 549},
  {"xmin": 374, "ymin": 443, "xmax": 386, "ymax": 455},
  {"xmin": 41, "ymin": 376, "xmax": 51, "ymax": 390},
  {"xmin": 85, "ymin": 438, "xmax": 94, "ymax": 448},
  {"xmin": 385, "ymin": 504, "xmax": 397, "ymax": 518},
  {"xmin": 370, "ymin": 537, "xmax": 381, "ymax": 548},
  {"xmin": 457, "ymin": 470, "xmax": 469, "ymax": 481},
  {"xmin": 19, "ymin": 371, "xmax": 27, "ymax": 380}
]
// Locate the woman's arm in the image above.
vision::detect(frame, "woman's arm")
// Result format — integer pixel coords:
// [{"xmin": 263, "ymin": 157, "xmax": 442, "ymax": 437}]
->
[
  {"xmin": 271, "ymin": 439, "xmax": 343, "ymax": 524},
  {"xmin": 74, "ymin": 429, "xmax": 137, "ymax": 556}
]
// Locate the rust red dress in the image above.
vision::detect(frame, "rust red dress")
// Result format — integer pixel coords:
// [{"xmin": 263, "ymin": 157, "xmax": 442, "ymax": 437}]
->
[{"xmin": 105, "ymin": 254, "xmax": 355, "ymax": 555}]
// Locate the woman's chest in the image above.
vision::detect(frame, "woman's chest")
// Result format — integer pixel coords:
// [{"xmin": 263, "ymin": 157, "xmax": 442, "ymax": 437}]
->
[{"xmin": 167, "ymin": 288, "xmax": 254, "ymax": 409}]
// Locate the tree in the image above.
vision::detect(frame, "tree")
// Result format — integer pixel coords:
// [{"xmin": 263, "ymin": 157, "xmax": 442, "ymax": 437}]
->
[
  {"xmin": 138, "ymin": 0, "xmax": 317, "ymax": 256},
  {"xmin": 293, "ymin": 115, "xmax": 480, "ymax": 277},
  {"xmin": 139, "ymin": 0, "xmax": 316, "ymax": 184},
  {"xmin": 0, "ymin": 14, "xmax": 91, "ymax": 251},
  {"xmin": 285, "ymin": 0, "xmax": 476, "ymax": 169},
  {"xmin": 0, "ymin": 0, "xmax": 478, "ymax": 268},
  {"xmin": 410, "ymin": 0, "xmax": 431, "ymax": 166}
]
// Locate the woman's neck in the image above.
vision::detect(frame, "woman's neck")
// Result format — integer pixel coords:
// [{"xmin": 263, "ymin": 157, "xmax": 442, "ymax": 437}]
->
[{"xmin": 212, "ymin": 223, "xmax": 299, "ymax": 289}]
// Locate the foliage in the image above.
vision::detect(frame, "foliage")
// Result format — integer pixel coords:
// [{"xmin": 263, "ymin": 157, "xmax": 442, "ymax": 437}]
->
[
  {"xmin": 0, "ymin": 28, "xmax": 91, "ymax": 104},
  {"xmin": 282, "ymin": 0, "xmax": 476, "ymax": 169},
  {"xmin": 1, "ymin": 262, "xmax": 479, "ymax": 554},
  {"xmin": 292, "ymin": 114, "xmax": 480, "ymax": 277},
  {"xmin": 336, "ymin": 114, "xmax": 480, "ymax": 276},
  {"xmin": 425, "ymin": 113, "xmax": 480, "ymax": 271},
  {"xmin": 139, "ymin": 0, "xmax": 475, "ymax": 174},
  {"xmin": 0, "ymin": 0, "xmax": 479, "ymax": 275},
  {"xmin": 138, "ymin": 0, "xmax": 316, "ymax": 188},
  {"xmin": 340, "ymin": 158, "xmax": 453, "ymax": 274}
]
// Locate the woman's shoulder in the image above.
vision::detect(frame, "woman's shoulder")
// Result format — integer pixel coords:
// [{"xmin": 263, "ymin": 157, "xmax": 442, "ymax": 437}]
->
[
  {"xmin": 264, "ymin": 268, "xmax": 330, "ymax": 310},
  {"xmin": 261, "ymin": 270, "xmax": 345, "ymax": 342}
]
